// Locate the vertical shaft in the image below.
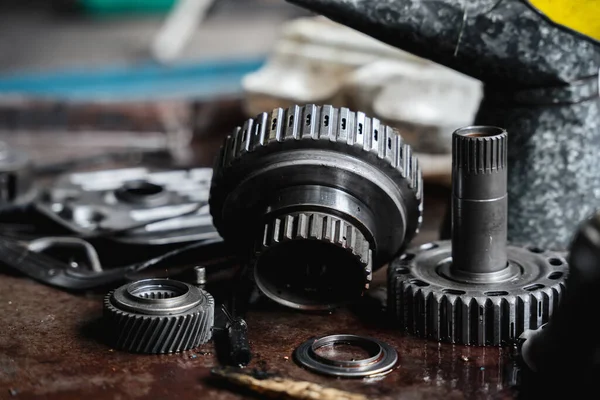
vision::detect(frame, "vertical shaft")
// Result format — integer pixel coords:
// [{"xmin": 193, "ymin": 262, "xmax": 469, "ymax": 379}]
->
[{"xmin": 451, "ymin": 126, "xmax": 508, "ymax": 275}]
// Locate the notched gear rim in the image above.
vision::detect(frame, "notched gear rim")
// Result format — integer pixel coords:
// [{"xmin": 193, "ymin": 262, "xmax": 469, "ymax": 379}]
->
[
  {"xmin": 388, "ymin": 243, "xmax": 568, "ymax": 346},
  {"xmin": 103, "ymin": 284, "xmax": 215, "ymax": 354},
  {"xmin": 209, "ymin": 104, "xmax": 423, "ymax": 242},
  {"xmin": 258, "ymin": 212, "xmax": 374, "ymax": 283}
]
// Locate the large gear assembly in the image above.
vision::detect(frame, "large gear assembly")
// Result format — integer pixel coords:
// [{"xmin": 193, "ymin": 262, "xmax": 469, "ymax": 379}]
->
[
  {"xmin": 103, "ymin": 278, "xmax": 214, "ymax": 354},
  {"xmin": 210, "ymin": 104, "xmax": 423, "ymax": 310},
  {"xmin": 388, "ymin": 126, "xmax": 568, "ymax": 346}
]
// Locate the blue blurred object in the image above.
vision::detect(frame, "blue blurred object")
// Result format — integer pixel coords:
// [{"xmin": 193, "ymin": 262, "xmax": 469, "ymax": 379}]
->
[{"xmin": 0, "ymin": 57, "xmax": 265, "ymax": 101}]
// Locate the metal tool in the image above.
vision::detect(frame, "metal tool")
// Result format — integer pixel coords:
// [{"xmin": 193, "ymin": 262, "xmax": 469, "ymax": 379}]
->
[
  {"xmin": 287, "ymin": 0, "xmax": 600, "ymax": 251},
  {"xmin": 36, "ymin": 167, "xmax": 220, "ymax": 245},
  {"xmin": 104, "ymin": 278, "xmax": 215, "ymax": 354},
  {"xmin": 294, "ymin": 334, "xmax": 397, "ymax": 378},
  {"xmin": 388, "ymin": 126, "xmax": 567, "ymax": 346},
  {"xmin": 210, "ymin": 104, "xmax": 422, "ymax": 310}
]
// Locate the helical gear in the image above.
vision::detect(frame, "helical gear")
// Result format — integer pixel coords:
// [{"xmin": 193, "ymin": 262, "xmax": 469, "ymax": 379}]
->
[{"xmin": 103, "ymin": 279, "xmax": 214, "ymax": 354}]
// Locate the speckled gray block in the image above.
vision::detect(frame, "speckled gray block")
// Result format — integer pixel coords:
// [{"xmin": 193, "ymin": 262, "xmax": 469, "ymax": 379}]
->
[{"xmin": 287, "ymin": 0, "xmax": 600, "ymax": 250}]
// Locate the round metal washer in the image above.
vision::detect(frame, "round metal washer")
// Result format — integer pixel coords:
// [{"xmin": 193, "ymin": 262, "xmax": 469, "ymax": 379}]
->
[{"xmin": 294, "ymin": 334, "xmax": 398, "ymax": 378}]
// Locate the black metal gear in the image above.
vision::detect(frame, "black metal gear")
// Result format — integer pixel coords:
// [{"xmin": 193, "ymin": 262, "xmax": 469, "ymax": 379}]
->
[
  {"xmin": 209, "ymin": 104, "xmax": 423, "ymax": 310},
  {"xmin": 256, "ymin": 211, "xmax": 373, "ymax": 309},
  {"xmin": 388, "ymin": 242, "xmax": 568, "ymax": 346},
  {"xmin": 103, "ymin": 279, "xmax": 214, "ymax": 354}
]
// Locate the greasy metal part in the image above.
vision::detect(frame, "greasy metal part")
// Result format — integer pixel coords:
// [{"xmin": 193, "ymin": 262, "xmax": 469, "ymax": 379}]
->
[
  {"xmin": 451, "ymin": 126, "xmax": 507, "ymax": 277},
  {"xmin": 286, "ymin": 0, "xmax": 600, "ymax": 251},
  {"xmin": 211, "ymin": 367, "xmax": 368, "ymax": 400},
  {"xmin": 520, "ymin": 211, "xmax": 600, "ymax": 375},
  {"xmin": 294, "ymin": 334, "xmax": 398, "ymax": 378},
  {"xmin": 221, "ymin": 305, "xmax": 252, "ymax": 367},
  {"xmin": 388, "ymin": 126, "xmax": 567, "ymax": 345},
  {"xmin": 35, "ymin": 167, "xmax": 220, "ymax": 245},
  {"xmin": 210, "ymin": 104, "xmax": 423, "ymax": 310},
  {"xmin": 103, "ymin": 278, "xmax": 214, "ymax": 354},
  {"xmin": 389, "ymin": 242, "xmax": 567, "ymax": 345}
]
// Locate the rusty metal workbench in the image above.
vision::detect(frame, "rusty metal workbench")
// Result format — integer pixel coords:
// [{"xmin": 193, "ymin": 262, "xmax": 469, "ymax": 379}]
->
[
  {"xmin": 0, "ymin": 185, "xmax": 519, "ymax": 400},
  {"xmin": 0, "ymin": 102, "xmax": 519, "ymax": 400}
]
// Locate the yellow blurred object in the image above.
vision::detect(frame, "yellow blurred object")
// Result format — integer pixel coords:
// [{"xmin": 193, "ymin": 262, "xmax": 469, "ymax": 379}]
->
[{"xmin": 528, "ymin": 0, "xmax": 600, "ymax": 41}]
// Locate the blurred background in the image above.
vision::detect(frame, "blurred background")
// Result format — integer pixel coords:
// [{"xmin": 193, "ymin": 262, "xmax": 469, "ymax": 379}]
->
[{"xmin": 0, "ymin": 0, "xmax": 482, "ymax": 183}]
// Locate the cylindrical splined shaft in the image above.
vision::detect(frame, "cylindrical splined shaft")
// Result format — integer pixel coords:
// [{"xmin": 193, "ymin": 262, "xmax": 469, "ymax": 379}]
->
[{"xmin": 451, "ymin": 126, "xmax": 508, "ymax": 276}]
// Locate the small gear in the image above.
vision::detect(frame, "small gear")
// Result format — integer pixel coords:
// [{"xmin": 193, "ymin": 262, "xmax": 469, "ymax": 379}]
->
[
  {"xmin": 103, "ymin": 278, "xmax": 214, "ymax": 354},
  {"xmin": 209, "ymin": 104, "xmax": 423, "ymax": 310}
]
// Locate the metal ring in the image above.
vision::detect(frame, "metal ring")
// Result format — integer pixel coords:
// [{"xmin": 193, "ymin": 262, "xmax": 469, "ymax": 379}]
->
[{"xmin": 294, "ymin": 334, "xmax": 397, "ymax": 378}]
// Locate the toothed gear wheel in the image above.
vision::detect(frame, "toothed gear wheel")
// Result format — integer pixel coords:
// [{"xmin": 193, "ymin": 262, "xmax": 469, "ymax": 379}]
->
[
  {"xmin": 209, "ymin": 104, "xmax": 423, "ymax": 310},
  {"xmin": 388, "ymin": 242, "xmax": 568, "ymax": 346},
  {"xmin": 255, "ymin": 212, "xmax": 373, "ymax": 309},
  {"xmin": 103, "ymin": 279, "xmax": 214, "ymax": 354}
]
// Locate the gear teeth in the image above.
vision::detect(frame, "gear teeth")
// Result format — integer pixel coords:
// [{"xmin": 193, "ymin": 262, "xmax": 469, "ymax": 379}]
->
[
  {"xmin": 260, "ymin": 212, "xmax": 373, "ymax": 282},
  {"xmin": 388, "ymin": 247, "xmax": 567, "ymax": 346},
  {"xmin": 453, "ymin": 128, "xmax": 507, "ymax": 174},
  {"xmin": 103, "ymin": 285, "xmax": 214, "ymax": 354},
  {"xmin": 218, "ymin": 104, "xmax": 422, "ymax": 204}
]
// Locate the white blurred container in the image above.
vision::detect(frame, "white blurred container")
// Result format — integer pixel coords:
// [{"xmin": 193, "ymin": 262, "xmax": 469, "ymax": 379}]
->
[{"xmin": 242, "ymin": 17, "xmax": 483, "ymax": 184}]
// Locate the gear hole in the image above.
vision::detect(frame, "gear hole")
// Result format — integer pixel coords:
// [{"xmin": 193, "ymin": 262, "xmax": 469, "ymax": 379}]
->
[
  {"xmin": 442, "ymin": 289, "xmax": 465, "ymax": 295},
  {"xmin": 548, "ymin": 258, "xmax": 563, "ymax": 266},
  {"xmin": 388, "ymin": 137, "xmax": 392, "ymax": 149},
  {"xmin": 524, "ymin": 284, "xmax": 545, "ymax": 291},
  {"xmin": 409, "ymin": 279, "xmax": 429, "ymax": 287},
  {"xmin": 400, "ymin": 253, "xmax": 415, "ymax": 261},
  {"xmin": 484, "ymin": 291, "xmax": 508, "ymax": 296},
  {"xmin": 548, "ymin": 271, "xmax": 564, "ymax": 280}
]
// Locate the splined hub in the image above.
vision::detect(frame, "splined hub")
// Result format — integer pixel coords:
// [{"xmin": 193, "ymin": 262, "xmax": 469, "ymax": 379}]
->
[
  {"xmin": 210, "ymin": 104, "xmax": 423, "ymax": 310},
  {"xmin": 388, "ymin": 126, "xmax": 568, "ymax": 346},
  {"xmin": 103, "ymin": 279, "xmax": 214, "ymax": 353}
]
